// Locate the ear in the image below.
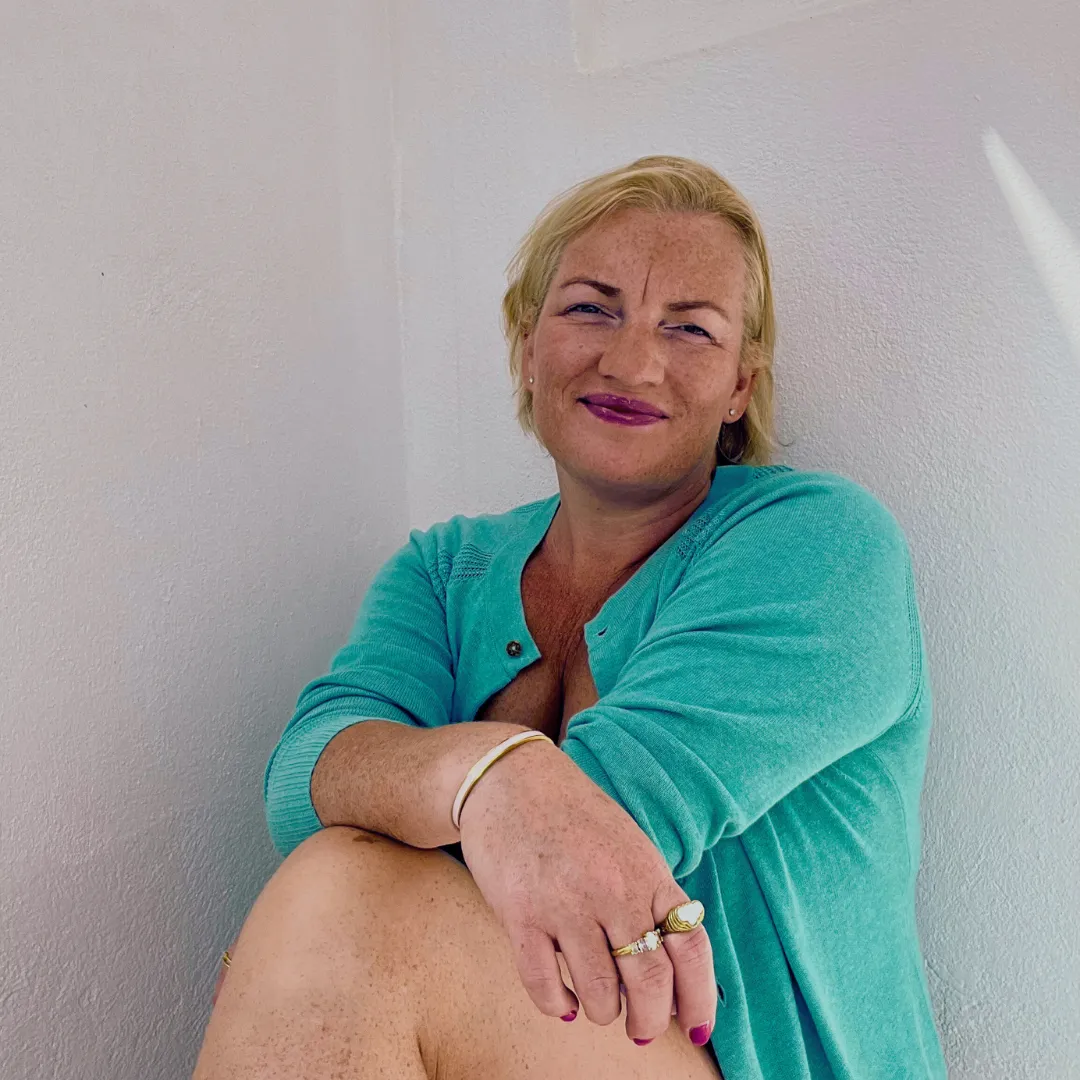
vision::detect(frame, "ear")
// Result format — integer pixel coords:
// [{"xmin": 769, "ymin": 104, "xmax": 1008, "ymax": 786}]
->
[{"xmin": 731, "ymin": 367, "xmax": 757, "ymax": 412}]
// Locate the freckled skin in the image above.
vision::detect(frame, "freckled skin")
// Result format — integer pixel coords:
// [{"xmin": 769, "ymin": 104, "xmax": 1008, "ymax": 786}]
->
[
  {"xmin": 520, "ymin": 208, "xmax": 755, "ymax": 586},
  {"xmin": 193, "ymin": 207, "xmax": 744, "ymax": 1080},
  {"xmin": 195, "ymin": 828, "xmax": 722, "ymax": 1079}
]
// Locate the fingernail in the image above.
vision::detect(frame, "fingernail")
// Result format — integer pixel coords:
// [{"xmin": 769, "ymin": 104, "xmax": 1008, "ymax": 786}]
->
[
  {"xmin": 633, "ymin": 1038, "xmax": 653, "ymax": 1046},
  {"xmin": 690, "ymin": 1023, "xmax": 712, "ymax": 1046},
  {"xmin": 561, "ymin": 1011, "xmax": 577, "ymax": 1022}
]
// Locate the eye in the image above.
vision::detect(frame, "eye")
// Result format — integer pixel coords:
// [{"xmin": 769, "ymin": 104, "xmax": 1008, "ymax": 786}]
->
[
  {"xmin": 563, "ymin": 304, "xmax": 715, "ymax": 342},
  {"xmin": 675, "ymin": 323, "xmax": 714, "ymax": 341}
]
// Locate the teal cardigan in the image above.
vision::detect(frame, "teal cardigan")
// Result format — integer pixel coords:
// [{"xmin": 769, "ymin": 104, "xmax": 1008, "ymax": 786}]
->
[{"xmin": 264, "ymin": 464, "xmax": 947, "ymax": 1079}]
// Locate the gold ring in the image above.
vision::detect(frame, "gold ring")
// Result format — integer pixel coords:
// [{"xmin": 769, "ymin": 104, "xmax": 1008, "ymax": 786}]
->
[
  {"xmin": 611, "ymin": 929, "xmax": 664, "ymax": 958},
  {"xmin": 221, "ymin": 950, "xmax": 232, "ymax": 969},
  {"xmin": 659, "ymin": 900, "xmax": 705, "ymax": 934}
]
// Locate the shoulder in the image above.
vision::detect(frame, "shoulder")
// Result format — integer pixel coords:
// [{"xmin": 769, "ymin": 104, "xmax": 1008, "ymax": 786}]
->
[
  {"xmin": 359, "ymin": 495, "xmax": 553, "ymax": 612},
  {"xmin": 393, "ymin": 494, "xmax": 555, "ymax": 591},
  {"xmin": 696, "ymin": 465, "xmax": 911, "ymax": 564},
  {"xmin": 688, "ymin": 467, "xmax": 922, "ymax": 711},
  {"xmin": 714, "ymin": 464, "xmax": 905, "ymax": 528},
  {"xmin": 405, "ymin": 493, "xmax": 554, "ymax": 553}
]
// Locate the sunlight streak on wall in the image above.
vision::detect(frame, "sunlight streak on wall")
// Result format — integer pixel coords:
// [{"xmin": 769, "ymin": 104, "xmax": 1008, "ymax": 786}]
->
[{"xmin": 983, "ymin": 127, "xmax": 1080, "ymax": 363}]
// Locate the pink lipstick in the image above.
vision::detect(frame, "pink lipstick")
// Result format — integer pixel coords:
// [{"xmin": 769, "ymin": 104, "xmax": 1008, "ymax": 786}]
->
[
  {"xmin": 582, "ymin": 401, "xmax": 664, "ymax": 426},
  {"xmin": 579, "ymin": 394, "xmax": 667, "ymax": 427}
]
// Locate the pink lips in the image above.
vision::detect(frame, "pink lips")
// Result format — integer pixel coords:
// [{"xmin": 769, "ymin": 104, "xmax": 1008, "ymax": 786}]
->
[
  {"xmin": 583, "ymin": 393, "xmax": 666, "ymax": 417},
  {"xmin": 583, "ymin": 401, "xmax": 663, "ymax": 426},
  {"xmin": 580, "ymin": 394, "xmax": 667, "ymax": 427}
]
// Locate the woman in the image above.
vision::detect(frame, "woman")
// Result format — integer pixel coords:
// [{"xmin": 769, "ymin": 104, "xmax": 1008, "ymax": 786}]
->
[{"xmin": 194, "ymin": 156, "xmax": 947, "ymax": 1079}]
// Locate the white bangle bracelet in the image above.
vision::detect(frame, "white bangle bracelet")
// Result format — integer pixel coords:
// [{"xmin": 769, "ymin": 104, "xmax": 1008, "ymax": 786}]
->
[{"xmin": 451, "ymin": 730, "xmax": 554, "ymax": 831}]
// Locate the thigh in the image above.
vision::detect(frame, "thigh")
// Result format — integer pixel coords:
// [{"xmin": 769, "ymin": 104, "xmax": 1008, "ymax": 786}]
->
[
  {"xmin": 415, "ymin": 838, "xmax": 723, "ymax": 1080},
  {"xmin": 213, "ymin": 828, "xmax": 723, "ymax": 1080}
]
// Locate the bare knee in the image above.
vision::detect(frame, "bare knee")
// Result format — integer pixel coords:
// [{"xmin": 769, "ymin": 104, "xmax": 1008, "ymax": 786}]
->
[
  {"xmin": 195, "ymin": 828, "xmax": 439, "ymax": 1079},
  {"xmin": 230, "ymin": 828, "xmax": 460, "ymax": 989},
  {"xmin": 242, "ymin": 828, "xmax": 411, "ymax": 944},
  {"xmin": 274, "ymin": 825, "xmax": 415, "ymax": 900}
]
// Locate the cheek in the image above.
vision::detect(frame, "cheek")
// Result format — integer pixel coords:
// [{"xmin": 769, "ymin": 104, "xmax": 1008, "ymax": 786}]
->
[
  {"xmin": 543, "ymin": 325, "xmax": 595, "ymax": 364},
  {"xmin": 667, "ymin": 366, "xmax": 720, "ymax": 407},
  {"xmin": 535, "ymin": 343, "xmax": 595, "ymax": 392},
  {"xmin": 686, "ymin": 360, "xmax": 734, "ymax": 399}
]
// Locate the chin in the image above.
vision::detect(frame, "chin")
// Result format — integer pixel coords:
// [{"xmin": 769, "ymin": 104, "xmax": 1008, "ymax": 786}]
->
[
  {"xmin": 540, "ymin": 415, "xmax": 689, "ymax": 486},
  {"xmin": 557, "ymin": 446, "xmax": 679, "ymax": 488}
]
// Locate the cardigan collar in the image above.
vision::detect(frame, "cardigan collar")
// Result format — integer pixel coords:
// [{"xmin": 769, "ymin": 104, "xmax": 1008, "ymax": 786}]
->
[{"xmin": 480, "ymin": 465, "xmax": 753, "ymax": 679}]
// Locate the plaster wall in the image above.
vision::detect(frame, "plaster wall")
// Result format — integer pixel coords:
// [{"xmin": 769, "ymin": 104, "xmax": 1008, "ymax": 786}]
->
[{"xmin": 1, "ymin": 3, "xmax": 405, "ymax": 1076}]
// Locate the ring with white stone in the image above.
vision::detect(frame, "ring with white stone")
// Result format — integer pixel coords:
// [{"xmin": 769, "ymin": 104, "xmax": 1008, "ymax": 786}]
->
[
  {"xmin": 610, "ymin": 928, "xmax": 664, "ymax": 958},
  {"xmin": 659, "ymin": 900, "xmax": 706, "ymax": 934}
]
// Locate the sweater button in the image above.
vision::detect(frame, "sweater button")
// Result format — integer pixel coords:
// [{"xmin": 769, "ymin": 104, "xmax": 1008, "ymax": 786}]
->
[{"xmin": 505, "ymin": 640, "xmax": 522, "ymax": 657}]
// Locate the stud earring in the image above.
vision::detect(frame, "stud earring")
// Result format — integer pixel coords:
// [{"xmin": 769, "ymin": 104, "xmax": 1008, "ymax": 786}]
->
[
  {"xmin": 529, "ymin": 377, "xmax": 534, "ymax": 384},
  {"xmin": 728, "ymin": 409, "xmax": 736, "ymax": 415}
]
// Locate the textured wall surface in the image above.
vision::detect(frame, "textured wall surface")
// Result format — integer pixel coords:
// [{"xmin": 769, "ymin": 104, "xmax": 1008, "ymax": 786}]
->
[
  {"xmin": 570, "ymin": 0, "xmax": 875, "ymax": 73},
  {"xmin": 385, "ymin": 0, "xmax": 1080, "ymax": 1075},
  {"xmin": 0, "ymin": 3, "xmax": 405, "ymax": 1077},
  {"xmin": 3, "ymin": 1, "xmax": 1078, "ymax": 1077}
]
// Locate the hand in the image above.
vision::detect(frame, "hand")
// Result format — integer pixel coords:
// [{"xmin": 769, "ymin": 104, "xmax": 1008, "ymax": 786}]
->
[{"xmin": 457, "ymin": 739, "xmax": 717, "ymax": 1046}]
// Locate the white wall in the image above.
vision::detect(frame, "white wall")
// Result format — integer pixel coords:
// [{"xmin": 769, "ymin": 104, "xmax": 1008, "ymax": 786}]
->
[
  {"xmin": 4, "ymin": 2, "xmax": 1079, "ymax": 1078},
  {"xmin": 0, "ymin": 3, "xmax": 405, "ymax": 1077},
  {"xmin": 387, "ymin": 0, "xmax": 1080, "ymax": 1076}
]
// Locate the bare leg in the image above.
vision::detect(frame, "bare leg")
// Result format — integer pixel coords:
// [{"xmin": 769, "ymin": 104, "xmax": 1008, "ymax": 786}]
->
[{"xmin": 192, "ymin": 826, "xmax": 722, "ymax": 1080}]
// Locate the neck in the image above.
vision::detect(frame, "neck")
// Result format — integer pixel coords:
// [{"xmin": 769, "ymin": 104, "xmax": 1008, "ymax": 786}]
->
[{"xmin": 545, "ymin": 461, "xmax": 716, "ymax": 590}]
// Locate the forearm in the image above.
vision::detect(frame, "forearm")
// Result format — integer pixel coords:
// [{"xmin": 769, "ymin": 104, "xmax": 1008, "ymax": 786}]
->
[{"xmin": 310, "ymin": 718, "xmax": 535, "ymax": 849}]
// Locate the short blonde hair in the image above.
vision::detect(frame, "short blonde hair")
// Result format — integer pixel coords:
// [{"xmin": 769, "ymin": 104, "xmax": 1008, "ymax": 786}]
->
[{"xmin": 501, "ymin": 154, "xmax": 778, "ymax": 466}]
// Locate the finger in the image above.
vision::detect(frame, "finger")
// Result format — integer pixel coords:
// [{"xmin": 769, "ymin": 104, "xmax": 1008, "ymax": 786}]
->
[
  {"xmin": 664, "ymin": 924, "xmax": 716, "ymax": 1043},
  {"xmin": 608, "ymin": 916, "xmax": 675, "ymax": 1043},
  {"xmin": 556, "ymin": 927, "xmax": 622, "ymax": 1027},
  {"xmin": 654, "ymin": 889, "xmax": 717, "ymax": 1046},
  {"xmin": 507, "ymin": 923, "xmax": 580, "ymax": 1020},
  {"xmin": 619, "ymin": 978, "xmax": 676, "ymax": 1015}
]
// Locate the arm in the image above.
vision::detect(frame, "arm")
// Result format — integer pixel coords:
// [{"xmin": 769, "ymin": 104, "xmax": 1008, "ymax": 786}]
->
[
  {"xmin": 266, "ymin": 515, "xmax": 561, "ymax": 854},
  {"xmin": 265, "ymin": 508, "xmax": 726, "ymax": 1040},
  {"xmin": 561, "ymin": 473, "xmax": 922, "ymax": 880},
  {"xmin": 310, "ymin": 717, "xmax": 535, "ymax": 849},
  {"xmin": 263, "ymin": 526, "xmax": 475, "ymax": 856}
]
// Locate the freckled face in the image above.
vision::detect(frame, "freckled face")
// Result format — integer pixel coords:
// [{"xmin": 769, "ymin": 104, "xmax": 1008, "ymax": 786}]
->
[{"xmin": 521, "ymin": 209, "xmax": 753, "ymax": 493}]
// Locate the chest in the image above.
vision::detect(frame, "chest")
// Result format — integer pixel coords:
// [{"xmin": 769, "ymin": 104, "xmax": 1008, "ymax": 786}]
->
[{"xmin": 472, "ymin": 554, "xmax": 606, "ymax": 745}]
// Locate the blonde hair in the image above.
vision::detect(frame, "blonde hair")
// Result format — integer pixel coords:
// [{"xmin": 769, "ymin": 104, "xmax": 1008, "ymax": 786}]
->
[{"xmin": 501, "ymin": 154, "xmax": 779, "ymax": 466}]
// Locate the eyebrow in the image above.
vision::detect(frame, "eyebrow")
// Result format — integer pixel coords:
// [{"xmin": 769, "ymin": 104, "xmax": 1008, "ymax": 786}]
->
[{"xmin": 556, "ymin": 277, "xmax": 732, "ymax": 322}]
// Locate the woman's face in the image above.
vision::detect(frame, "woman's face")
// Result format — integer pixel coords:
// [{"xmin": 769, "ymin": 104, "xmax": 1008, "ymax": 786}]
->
[{"xmin": 521, "ymin": 208, "xmax": 755, "ymax": 494}]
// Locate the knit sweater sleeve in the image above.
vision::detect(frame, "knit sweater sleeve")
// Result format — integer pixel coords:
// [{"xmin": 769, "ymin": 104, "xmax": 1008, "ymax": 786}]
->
[
  {"xmin": 263, "ymin": 528, "xmax": 453, "ymax": 856},
  {"xmin": 560, "ymin": 475, "xmax": 921, "ymax": 881}
]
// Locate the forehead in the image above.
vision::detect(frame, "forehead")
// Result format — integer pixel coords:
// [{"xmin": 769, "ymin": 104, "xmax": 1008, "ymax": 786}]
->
[{"xmin": 556, "ymin": 209, "xmax": 745, "ymax": 289}]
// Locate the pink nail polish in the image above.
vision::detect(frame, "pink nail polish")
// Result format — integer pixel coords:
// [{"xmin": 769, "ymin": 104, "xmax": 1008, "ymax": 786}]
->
[
  {"xmin": 633, "ymin": 1038, "xmax": 653, "ymax": 1046},
  {"xmin": 561, "ymin": 1011, "xmax": 577, "ymax": 1022},
  {"xmin": 690, "ymin": 1023, "xmax": 712, "ymax": 1046}
]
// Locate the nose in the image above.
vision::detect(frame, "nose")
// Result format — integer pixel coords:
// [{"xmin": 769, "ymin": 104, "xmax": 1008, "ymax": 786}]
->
[{"xmin": 594, "ymin": 320, "xmax": 665, "ymax": 386}]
